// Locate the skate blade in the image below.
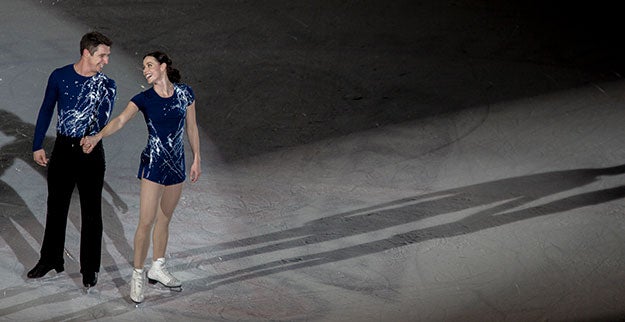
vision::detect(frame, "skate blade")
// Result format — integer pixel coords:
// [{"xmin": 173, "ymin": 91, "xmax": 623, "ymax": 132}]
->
[{"xmin": 148, "ymin": 278, "xmax": 182, "ymax": 292}]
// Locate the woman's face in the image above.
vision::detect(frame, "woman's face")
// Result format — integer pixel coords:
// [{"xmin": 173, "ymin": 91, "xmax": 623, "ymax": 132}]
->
[{"xmin": 142, "ymin": 56, "xmax": 165, "ymax": 84}]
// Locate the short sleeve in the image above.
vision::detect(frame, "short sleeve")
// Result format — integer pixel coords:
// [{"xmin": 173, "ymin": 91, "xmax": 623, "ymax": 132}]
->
[{"xmin": 130, "ymin": 91, "xmax": 146, "ymax": 111}]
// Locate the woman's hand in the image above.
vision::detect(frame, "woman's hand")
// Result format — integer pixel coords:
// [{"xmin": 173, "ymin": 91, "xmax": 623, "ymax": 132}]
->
[
  {"xmin": 189, "ymin": 158, "xmax": 201, "ymax": 183},
  {"xmin": 80, "ymin": 135, "xmax": 101, "ymax": 154}
]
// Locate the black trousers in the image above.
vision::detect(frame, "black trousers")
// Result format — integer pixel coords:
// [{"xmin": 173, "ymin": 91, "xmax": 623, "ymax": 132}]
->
[{"xmin": 39, "ymin": 134, "xmax": 105, "ymax": 274}]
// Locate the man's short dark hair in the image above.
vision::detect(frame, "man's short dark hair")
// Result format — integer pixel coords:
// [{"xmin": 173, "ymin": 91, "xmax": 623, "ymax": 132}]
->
[{"xmin": 80, "ymin": 31, "xmax": 113, "ymax": 55}]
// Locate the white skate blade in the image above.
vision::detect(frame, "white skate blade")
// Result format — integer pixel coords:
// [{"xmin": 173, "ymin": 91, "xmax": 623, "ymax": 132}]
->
[{"xmin": 147, "ymin": 277, "xmax": 182, "ymax": 291}]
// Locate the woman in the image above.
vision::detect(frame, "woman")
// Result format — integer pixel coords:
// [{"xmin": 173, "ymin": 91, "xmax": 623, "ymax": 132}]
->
[{"xmin": 81, "ymin": 51, "xmax": 201, "ymax": 303}]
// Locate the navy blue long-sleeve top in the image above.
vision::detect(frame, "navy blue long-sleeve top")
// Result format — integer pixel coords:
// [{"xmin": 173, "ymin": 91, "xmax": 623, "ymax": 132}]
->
[{"xmin": 33, "ymin": 64, "xmax": 116, "ymax": 151}]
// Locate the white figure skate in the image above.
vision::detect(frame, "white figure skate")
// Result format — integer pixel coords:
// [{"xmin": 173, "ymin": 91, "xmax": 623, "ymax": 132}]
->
[
  {"xmin": 130, "ymin": 268, "xmax": 145, "ymax": 303},
  {"xmin": 147, "ymin": 258, "xmax": 182, "ymax": 291}
]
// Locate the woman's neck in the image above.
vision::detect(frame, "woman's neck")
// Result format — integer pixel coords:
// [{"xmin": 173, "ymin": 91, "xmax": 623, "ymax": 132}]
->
[{"xmin": 153, "ymin": 79, "xmax": 174, "ymax": 98}]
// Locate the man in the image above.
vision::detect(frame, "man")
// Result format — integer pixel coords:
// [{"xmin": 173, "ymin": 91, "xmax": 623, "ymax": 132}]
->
[{"xmin": 28, "ymin": 31, "xmax": 116, "ymax": 288}]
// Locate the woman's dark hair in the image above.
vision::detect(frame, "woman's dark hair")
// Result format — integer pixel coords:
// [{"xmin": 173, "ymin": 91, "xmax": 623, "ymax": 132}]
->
[{"xmin": 144, "ymin": 51, "xmax": 181, "ymax": 83}]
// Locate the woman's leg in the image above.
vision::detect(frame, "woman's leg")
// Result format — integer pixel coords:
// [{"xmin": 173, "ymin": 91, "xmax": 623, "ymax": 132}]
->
[
  {"xmin": 152, "ymin": 183, "xmax": 183, "ymax": 260},
  {"xmin": 133, "ymin": 179, "xmax": 164, "ymax": 269}
]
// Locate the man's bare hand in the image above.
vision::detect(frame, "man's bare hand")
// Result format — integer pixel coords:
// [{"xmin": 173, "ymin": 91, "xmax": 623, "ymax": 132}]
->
[
  {"xmin": 80, "ymin": 136, "xmax": 99, "ymax": 154},
  {"xmin": 33, "ymin": 149, "xmax": 48, "ymax": 167}
]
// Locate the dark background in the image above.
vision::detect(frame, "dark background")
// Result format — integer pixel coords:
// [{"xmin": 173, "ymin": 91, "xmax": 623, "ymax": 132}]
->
[{"xmin": 40, "ymin": 0, "xmax": 624, "ymax": 161}]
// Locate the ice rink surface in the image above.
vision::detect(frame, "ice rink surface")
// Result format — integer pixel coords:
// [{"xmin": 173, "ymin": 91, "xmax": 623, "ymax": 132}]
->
[{"xmin": 2, "ymin": 1, "xmax": 625, "ymax": 321}]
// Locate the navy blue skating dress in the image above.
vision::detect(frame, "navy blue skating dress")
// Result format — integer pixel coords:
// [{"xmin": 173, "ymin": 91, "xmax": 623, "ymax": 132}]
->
[{"xmin": 131, "ymin": 83, "xmax": 195, "ymax": 186}]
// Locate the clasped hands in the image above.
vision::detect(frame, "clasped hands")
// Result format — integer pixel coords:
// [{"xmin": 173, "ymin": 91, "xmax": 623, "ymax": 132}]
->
[{"xmin": 80, "ymin": 135, "xmax": 100, "ymax": 154}]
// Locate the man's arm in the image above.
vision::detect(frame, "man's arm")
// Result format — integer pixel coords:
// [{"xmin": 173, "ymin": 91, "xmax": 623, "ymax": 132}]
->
[{"xmin": 32, "ymin": 71, "xmax": 59, "ymax": 166}]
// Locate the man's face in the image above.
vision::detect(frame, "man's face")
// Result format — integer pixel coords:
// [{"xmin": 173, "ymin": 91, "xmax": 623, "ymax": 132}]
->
[{"xmin": 86, "ymin": 44, "xmax": 111, "ymax": 73}]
